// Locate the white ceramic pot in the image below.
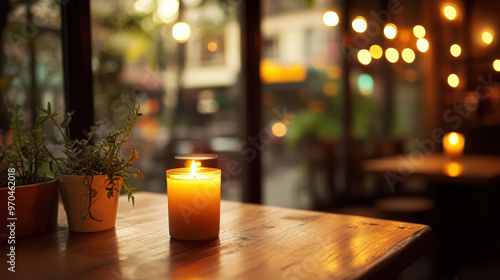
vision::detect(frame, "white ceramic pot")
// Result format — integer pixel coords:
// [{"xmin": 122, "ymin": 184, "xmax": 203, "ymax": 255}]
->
[
  {"xmin": 59, "ymin": 175, "xmax": 121, "ymax": 233},
  {"xmin": 0, "ymin": 179, "xmax": 59, "ymax": 240}
]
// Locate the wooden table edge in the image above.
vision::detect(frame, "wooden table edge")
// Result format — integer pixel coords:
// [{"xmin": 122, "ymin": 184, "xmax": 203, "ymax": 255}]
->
[{"xmin": 359, "ymin": 225, "xmax": 433, "ymax": 280}]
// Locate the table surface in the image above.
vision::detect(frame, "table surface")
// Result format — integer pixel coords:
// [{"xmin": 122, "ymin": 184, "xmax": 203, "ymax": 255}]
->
[
  {"xmin": 362, "ymin": 154, "xmax": 500, "ymax": 185},
  {"xmin": 2, "ymin": 192, "xmax": 432, "ymax": 280}
]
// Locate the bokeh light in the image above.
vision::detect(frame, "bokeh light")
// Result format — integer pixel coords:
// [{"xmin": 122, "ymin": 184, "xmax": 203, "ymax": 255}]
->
[
  {"xmin": 157, "ymin": 0, "xmax": 179, "ymax": 23},
  {"xmin": 272, "ymin": 122, "xmax": 287, "ymax": 137},
  {"xmin": 450, "ymin": 44, "xmax": 461, "ymax": 57},
  {"xmin": 384, "ymin": 23, "xmax": 397, "ymax": 39},
  {"xmin": 357, "ymin": 74, "xmax": 374, "ymax": 96},
  {"xmin": 413, "ymin": 25, "xmax": 426, "ymax": 38},
  {"xmin": 443, "ymin": 5, "xmax": 457, "ymax": 20},
  {"xmin": 482, "ymin": 31, "xmax": 493, "ymax": 45},
  {"xmin": 172, "ymin": 22, "xmax": 191, "ymax": 43},
  {"xmin": 134, "ymin": 0, "xmax": 154, "ymax": 13},
  {"xmin": 352, "ymin": 16, "xmax": 367, "ymax": 33},
  {"xmin": 493, "ymin": 59, "xmax": 500, "ymax": 71},
  {"xmin": 207, "ymin": 41, "xmax": 218, "ymax": 52},
  {"xmin": 357, "ymin": 49, "xmax": 372, "ymax": 65},
  {"xmin": 402, "ymin": 48, "xmax": 415, "ymax": 63},
  {"xmin": 369, "ymin": 45, "xmax": 383, "ymax": 59},
  {"xmin": 323, "ymin": 11, "xmax": 339, "ymax": 27},
  {"xmin": 385, "ymin": 48, "xmax": 399, "ymax": 63},
  {"xmin": 447, "ymin": 74, "xmax": 459, "ymax": 88},
  {"xmin": 323, "ymin": 82, "xmax": 338, "ymax": 96},
  {"xmin": 416, "ymin": 38, "xmax": 429, "ymax": 52}
]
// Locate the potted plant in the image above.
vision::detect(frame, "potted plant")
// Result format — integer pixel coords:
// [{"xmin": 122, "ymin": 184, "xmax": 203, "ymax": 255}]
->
[
  {"xmin": 0, "ymin": 105, "xmax": 59, "ymax": 240},
  {"xmin": 40, "ymin": 103, "xmax": 143, "ymax": 232}
]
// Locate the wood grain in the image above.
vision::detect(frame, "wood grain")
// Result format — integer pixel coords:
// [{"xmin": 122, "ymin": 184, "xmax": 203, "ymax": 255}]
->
[{"xmin": 1, "ymin": 192, "xmax": 431, "ymax": 280}]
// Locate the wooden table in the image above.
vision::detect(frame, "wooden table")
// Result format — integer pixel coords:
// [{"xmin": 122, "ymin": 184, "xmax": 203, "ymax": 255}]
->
[
  {"xmin": 2, "ymin": 192, "xmax": 431, "ymax": 280},
  {"xmin": 363, "ymin": 154, "xmax": 500, "ymax": 278},
  {"xmin": 362, "ymin": 154, "xmax": 500, "ymax": 185}
]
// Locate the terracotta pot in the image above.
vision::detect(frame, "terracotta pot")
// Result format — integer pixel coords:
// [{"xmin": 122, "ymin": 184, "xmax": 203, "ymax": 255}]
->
[
  {"xmin": 0, "ymin": 179, "xmax": 59, "ymax": 241},
  {"xmin": 59, "ymin": 175, "xmax": 121, "ymax": 233}
]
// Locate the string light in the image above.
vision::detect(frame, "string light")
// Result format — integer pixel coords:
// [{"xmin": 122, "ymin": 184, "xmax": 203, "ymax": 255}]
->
[
  {"xmin": 416, "ymin": 38, "xmax": 429, "ymax": 52},
  {"xmin": 482, "ymin": 31, "xmax": 493, "ymax": 45},
  {"xmin": 369, "ymin": 45, "xmax": 383, "ymax": 59},
  {"xmin": 450, "ymin": 44, "xmax": 461, "ymax": 57},
  {"xmin": 447, "ymin": 74, "xmax": 459, "ymax": 88},
  {"xmin": 402, "ymin": 48, "xmax": 415, "ymax": 63},
  {"xmin": 323, "ymin": 11, "xmax": 339, "ymax": 27},
  {"xmin": 384, "ymin": 23, "xmax": 397, "ymax": 39},
  {"xmin": 352, "ymin": 16, "xmax": 368, "ymax": 33},
  {"xmin": 357, "ymin": 49, "xmax": 372, "ymax": 65},
  {"xmin": 385, "ymin": 48, "xmax": 399, "ymax": 63},
  {"xmin": 493, "ymin": 59, "xmax": 500, "ymax": 71},
  {"xmin": 443, "ymin": 5, "xmax": 457, "ymax": 20},
  {"xmin": 413, "ymin": 25, "xmax": 426, "ymax": 38}
]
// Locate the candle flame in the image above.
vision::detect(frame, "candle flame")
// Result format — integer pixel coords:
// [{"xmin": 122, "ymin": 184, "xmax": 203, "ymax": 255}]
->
[
  {"xmin": 191, "ymin": 160, "xmax": 197, "ymax": 177},
  {"xmin": 448, "ymin": 132, "xmax": 459, "ymax": 145}
]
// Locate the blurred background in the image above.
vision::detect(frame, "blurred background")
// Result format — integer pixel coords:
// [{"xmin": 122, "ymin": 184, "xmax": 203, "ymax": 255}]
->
[{"xmin": 2, "ymin": 0, "xmax": 500, "ymax": 278}]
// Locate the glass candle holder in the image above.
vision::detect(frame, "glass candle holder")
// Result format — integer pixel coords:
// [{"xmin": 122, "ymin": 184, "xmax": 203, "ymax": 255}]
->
[
  {"xmin": 175, "ymin": 154, "xmax": 218, "ymax": 168},
  {"xmin": 166, "ymin": 166, "xmax": 221, "ymax": 241}
]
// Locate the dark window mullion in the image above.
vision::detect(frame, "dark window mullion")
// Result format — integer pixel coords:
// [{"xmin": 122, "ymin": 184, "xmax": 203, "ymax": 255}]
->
[
  {"xmin": 239, "ymin": 0, "xmax": 262, "ymax": 204},
  {"xmin": 60, "ymin": 0, "xmax": 94, "ymax": 140}
]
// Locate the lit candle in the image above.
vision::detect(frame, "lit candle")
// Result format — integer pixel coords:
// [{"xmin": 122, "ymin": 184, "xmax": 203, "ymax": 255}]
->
[
  {"xmin": 166, "ymin": 161, "xmax": 221, "ymax": 241},
  {"xmin": 443, "ymin": 132, "xmax": 465, "ymax": 159}
]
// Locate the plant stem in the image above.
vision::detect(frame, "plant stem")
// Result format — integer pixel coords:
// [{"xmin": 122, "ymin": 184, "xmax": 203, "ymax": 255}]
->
[
  {"xmin": 84, "ymin": 175, "xmax": 102, "ymax": 222},
  {"xmin": 49, "ymin": 115, "xmax": 70, "ymax": 159}
]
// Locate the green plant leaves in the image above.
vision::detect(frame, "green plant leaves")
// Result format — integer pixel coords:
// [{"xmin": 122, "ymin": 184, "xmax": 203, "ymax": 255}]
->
[
  {"xmin": 36, "ymin": 102, "xmax": 142, "ymax": 217},
  {"xmin": 1, "ymin": 104, "xmax": 54, "ymax": 186}
]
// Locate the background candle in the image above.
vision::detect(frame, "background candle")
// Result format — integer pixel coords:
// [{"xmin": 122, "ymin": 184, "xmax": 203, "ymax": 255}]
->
[
  {"xmin": 166, "ymin": 162, "xmax": 221, "ymax": 241},
  {"xmin": 443, "ymin": 132, "xmax": 465, "ymax": 159}
]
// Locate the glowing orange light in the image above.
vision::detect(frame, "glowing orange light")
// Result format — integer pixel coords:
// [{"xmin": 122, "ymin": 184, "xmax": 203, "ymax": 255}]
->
[
  {"xmin": 402, "ymin": 48, "xmax": 415, "ymax": 63},
  {"xmin": 445, "ymin": 161, "xmax": 463, "ymax": 177},
  {"xmin": 260, "ymin": 60, "xmax": 307, "ymax": 84},
  {"xmin": 357, "ymin": 49, "xmax": 371, "ymax": 65},
  {"xmin": 450, "ymin": 44, "xmax": 461, "ymax": 57},
  {"xmin": 416, "ymin": 38, "xmax": 429, "ymax": 52},
  {"xmin": 493, "ymin": 59, "xmax": 500, "ymax": 71},
  {"xmin": 447, "ymin": 74, "xmax": 459, "ymax": 88},
  {"xmin": 443, "ymin": 5, "xmax": 457, "ymax": 20},
  {"xmin": 272, "ymin": 122, "xmax": 287, "ymax": 137},
  {"xmin": 385, "ymin": 48, "xmax": 399, "ymax": 63},
  {"xmin": 369, "ymin": 45, "xmax": 383, "ymax": 59},
  {"xmin": 413, "ymin": 25, "xmax": 426, "ymax": 38},
  {"xmin": 207, "ymin": 41, "xmax": 218, "ymax": 52},
  {"xmin": 482, "ymin": 31, "xmax": 494, "ymax": 45},
  {"xmin": 443, "ymin": 132, "xmax": 465, "ymax": 159}
]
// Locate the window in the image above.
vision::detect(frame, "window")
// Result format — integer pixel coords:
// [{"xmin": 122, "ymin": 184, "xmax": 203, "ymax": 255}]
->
[
  {"xmin": 90, "ymin": 0, "xmax": 243, "ymax": 199},
  {"xmin": 263, "ymin": 35, "xmax": 279, "ymax": 59},
  {"xmin": 1, "ymin": 0, "xmax": 63, "ymax": 142}
]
